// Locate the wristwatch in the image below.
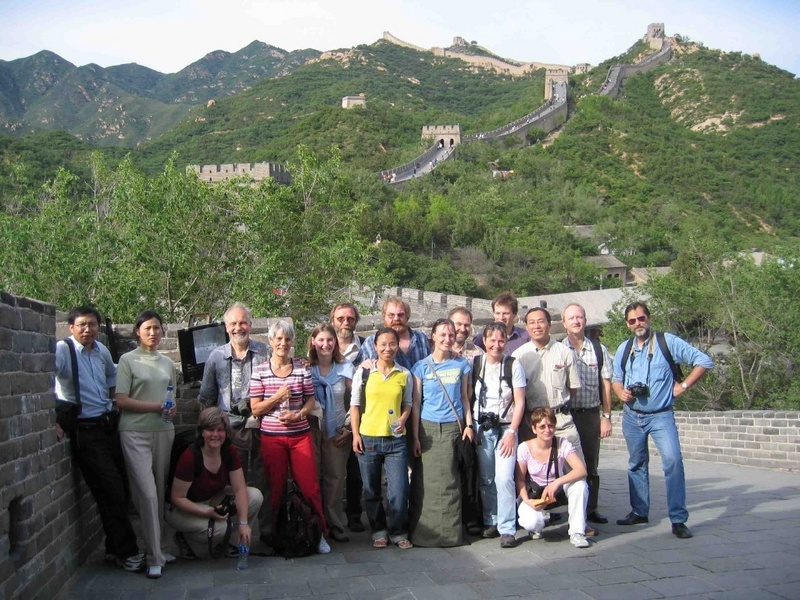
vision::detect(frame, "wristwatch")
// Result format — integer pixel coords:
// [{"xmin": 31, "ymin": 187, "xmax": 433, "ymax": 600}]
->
[
  {"xmin": 238, "ymin": 520, "xmax": 248, "ymax": 526},
  {"xmin": 680, "ymin": 382, "xmax": 689, "ymax": 390},
  {"xmin": 602, "ymin": 412, "xmax": 611, "ymax": 419},
  {"xmin": 466, "ymin": 423, "xmax": 475, "ymax": 429}
]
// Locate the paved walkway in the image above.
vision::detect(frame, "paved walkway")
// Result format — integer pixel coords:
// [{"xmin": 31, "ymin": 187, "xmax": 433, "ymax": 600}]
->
[{"xmin": 59, "ymin": 451, "xmax": 800, "ymax": 600}]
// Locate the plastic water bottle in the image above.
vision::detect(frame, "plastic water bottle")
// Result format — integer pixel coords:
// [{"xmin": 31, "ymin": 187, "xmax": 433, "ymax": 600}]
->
[
  {"xmin": 388, "ymin": 409, "xmax": 402, "ymax": 437},
  {"xmin": 237, "ymin": 543, "xmax": 249, "ymax": 570},
  {"xmin": 162, "ymin": 385, "xmax": 175, "ymax": 424}
]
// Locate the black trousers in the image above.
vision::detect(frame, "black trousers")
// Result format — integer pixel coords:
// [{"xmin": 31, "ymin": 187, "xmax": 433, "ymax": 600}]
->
[
  {"xmin": 71, "ymin": 424, "xmax": 139, "ymax": 559},
  {"xmin": 345, "ymin": 449, "xmax": 363, "ymax": 518},
  {"xmin": 571, "ymin": 408, "xmax": 601, "ymax": 512}
]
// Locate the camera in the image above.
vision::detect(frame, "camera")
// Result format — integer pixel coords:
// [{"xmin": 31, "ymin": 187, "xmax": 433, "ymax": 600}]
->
[
  {"xmin": 230, "ymin": 399, "xmax": 252, "ymax": 419},
  {"xmin": 627, "ymin": 382, "xmax": 650, "ymax": 397},
  {"xmin": 214, "ymin": 494, "xmax": 237, "ymax": 517},
  {"xmin": 478, "ymin": 412, "xmax": 500, "ymax": 431}
]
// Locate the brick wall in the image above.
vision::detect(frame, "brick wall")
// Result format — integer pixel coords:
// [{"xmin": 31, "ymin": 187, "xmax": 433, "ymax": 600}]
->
[
  {"xmin": 603, "ymin": 411, "xmax": 800, "ymax": 471},
  {"xmin": 0, "ymin": 292, "xmax": 103, "ymax": 600}
]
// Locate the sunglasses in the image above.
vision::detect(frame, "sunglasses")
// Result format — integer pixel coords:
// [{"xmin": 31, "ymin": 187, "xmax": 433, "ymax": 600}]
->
[{"xmin": 626, "ymin": 315, "xmax": 648, "ymax": 325}]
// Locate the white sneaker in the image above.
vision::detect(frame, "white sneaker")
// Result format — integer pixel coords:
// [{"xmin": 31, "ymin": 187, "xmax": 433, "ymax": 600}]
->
[
  {"xmin": 146, "ymin": 565, "xmax": 162, "ymax": 579},
  {"xmin": 570, "ymin": 533, "xmax": 590, "ymax": 548},
  {"xmin": 530, "ymin": 530, "xmax": 543, "ymax": 540},
  {"xmin": 163, "ymin": 552, "xmax": 176, "ymax": 565},
  {"xmin": 116, "ymin": 552, "xmax": 145, "ymax": 572},
  {"xmin": 317, "ymin": 536, "xmax": 331, "ymax": 554}
]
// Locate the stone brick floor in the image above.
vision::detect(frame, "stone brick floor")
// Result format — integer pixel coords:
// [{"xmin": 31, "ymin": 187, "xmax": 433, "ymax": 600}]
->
[{"xmin": 57, "ymin": 450, "xmax": 800, "ymax": 600}]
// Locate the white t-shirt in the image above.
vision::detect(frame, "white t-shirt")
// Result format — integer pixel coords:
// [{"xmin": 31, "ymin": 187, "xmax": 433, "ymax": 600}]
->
[{"xmin": 472, "ymin": 357, "xmax": 526, "ymax": 424}]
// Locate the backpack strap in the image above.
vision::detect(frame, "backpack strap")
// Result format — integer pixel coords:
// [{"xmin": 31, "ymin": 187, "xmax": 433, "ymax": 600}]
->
[
  {"xmin": 64, "ymin": 337, "xmax": 82, "ymax": 410},
  {"xmin": 359, "ymin": 367, "xmax": 370, "ymax": 414},
  {"xmin": 656, "ymin": 332, "xmax": 684, "ymax": 383},
  {"xmin": 545, "ymin": 437, "xmax": 560, "ymax": 482},
  {"xmin": 619, "ymin": 337, "xmax": 635, "ymax": 383},
  {"xmin": 499, "ymin": 356, "xmax": 515, "ymax": 420},
  {"xmin": 589, "ymin": 338, "xmax": 604, "ymax": 402}
]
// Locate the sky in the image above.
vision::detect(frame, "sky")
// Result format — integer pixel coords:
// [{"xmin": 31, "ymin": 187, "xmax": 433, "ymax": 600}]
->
[{"xmin": 1, "ymin": 0, "xmax": 798, "ymax": 76}]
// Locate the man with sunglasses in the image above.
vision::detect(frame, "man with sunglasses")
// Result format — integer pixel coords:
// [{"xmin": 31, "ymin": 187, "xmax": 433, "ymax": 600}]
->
[{"xmin": 612, "ymin": 302, "xmax": 713, "ymax": 539}]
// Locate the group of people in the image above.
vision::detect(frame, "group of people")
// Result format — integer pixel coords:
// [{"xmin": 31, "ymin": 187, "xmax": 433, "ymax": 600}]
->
[{"xmin": 54, "ymin": 292, "xmax": 713, "ymax": 578}]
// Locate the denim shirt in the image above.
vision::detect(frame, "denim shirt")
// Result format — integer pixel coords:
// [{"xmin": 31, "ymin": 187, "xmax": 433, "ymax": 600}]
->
[
  {"xmin": 612, "ymin": 332, "xmax": 713, "ymax": 413},
  {"xmin": 198, "ymin": 340, "xmax": 271, "ymax": 414}
]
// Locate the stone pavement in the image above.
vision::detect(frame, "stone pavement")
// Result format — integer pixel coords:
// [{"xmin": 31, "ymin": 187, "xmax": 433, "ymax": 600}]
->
[{"xmin": 57, "ymin": 451, "xmax": 800, "ymax": 600}]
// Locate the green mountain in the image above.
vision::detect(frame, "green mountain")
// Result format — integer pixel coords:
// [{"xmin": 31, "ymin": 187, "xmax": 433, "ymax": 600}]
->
[{"xmin": 0, "ymin": 42, "xmax": 320, "ymax": 145}]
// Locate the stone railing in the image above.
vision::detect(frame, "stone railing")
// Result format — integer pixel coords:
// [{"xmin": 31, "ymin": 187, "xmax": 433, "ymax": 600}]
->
[{"xmin": 604, "ymin": 410, "xmax": 800, "ymax": 471}]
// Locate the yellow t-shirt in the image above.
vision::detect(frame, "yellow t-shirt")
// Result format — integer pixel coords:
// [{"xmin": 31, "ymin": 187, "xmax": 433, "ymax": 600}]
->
[{"xmin": 353, "ymin": 365, "xmax": 412, "ymax": 437}]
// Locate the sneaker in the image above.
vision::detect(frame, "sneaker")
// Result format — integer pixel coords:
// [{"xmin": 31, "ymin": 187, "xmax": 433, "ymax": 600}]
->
[
  {"xmin": 570, "ymin": 533, "xmax": 590, "ymax": 548},
  {"xmin": 530, "ymin": 531, "xmax": 543, "ymax": 540},
  {"xmin": 116, "ymin": 553, "xmax": 145, "ymax": 572},
  {"xmin": 146, "ymin": 565, "xmax": 162, "ymax": 579},
  {"xmin": 163, "ymin": 552, "xmax": 176, "ymax": 565},
  {"xmin": 317, "ymin": 536, "xmax": 331, "ymax": 554},
  {"xmin": 174, "ymin": 532, "xmax": 198, "ymax": 560}
]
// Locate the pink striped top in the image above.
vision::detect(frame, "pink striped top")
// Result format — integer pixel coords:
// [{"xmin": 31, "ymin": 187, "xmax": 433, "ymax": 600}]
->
[{"xmin": 250, "ymin": 359, "xmax": 314, "ymax": 436}]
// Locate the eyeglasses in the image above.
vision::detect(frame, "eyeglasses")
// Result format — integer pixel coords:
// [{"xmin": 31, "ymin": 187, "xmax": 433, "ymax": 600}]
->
[
  {"xmin": 535, "ymin": 423, "xmax": 555, "ymax": 431},
  {"xmin": 626, "ymin": 315, "xmax": 648, "ymax": 325},
  {"xmin": 335, "ymin": 316, "xmax": 356, "ymax": 323}
]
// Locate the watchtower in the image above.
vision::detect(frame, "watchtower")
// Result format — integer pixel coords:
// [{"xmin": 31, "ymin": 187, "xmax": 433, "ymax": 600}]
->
[
  {"xmin": 544, "ymin": 69, "xmax": 569, "ymax": 101},
  {"xmin": 646, "ymin": 23, "xmax": 665, "ymax": 50},
  {"xmin": 421, "ymin": 125, "xmax": 461, "ymax": 147}
]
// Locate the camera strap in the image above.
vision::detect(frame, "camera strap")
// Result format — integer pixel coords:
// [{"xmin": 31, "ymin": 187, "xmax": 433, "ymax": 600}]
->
[{"xmin": 207, "ymin": 516, "xmax": 233, "ymax": 558}]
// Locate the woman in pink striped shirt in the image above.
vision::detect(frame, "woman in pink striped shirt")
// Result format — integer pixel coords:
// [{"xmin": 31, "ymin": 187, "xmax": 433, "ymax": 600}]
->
[{"xmin": 250, "ymin": 320, "xmax": 330, "ymax": 554}]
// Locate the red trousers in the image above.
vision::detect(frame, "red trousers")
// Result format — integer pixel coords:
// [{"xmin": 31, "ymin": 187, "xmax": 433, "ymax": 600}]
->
[{"xmin": 261, "ymin": 430, "xmax": 328, "ymax": 534}]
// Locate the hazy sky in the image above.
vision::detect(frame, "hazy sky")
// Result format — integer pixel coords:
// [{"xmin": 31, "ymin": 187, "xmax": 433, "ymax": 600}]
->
[{"xmin": 1, "ymin": 0, "xmax": 798, "ymax": 75}]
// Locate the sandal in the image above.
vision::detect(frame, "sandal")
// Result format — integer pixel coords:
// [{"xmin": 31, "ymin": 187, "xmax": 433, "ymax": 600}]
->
[
  {"xmin": 372, "ymin": 538, "xmax": 388, "ymax": 548},
  {"xmin": 396, "ymin": 539, "xmax": 413, "ymax": 550}
]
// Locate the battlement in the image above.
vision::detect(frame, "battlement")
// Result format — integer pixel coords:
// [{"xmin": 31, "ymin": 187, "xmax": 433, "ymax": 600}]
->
[{"xmin": 187, "ymin": 162, "xmax": 291, "ymax": 185}]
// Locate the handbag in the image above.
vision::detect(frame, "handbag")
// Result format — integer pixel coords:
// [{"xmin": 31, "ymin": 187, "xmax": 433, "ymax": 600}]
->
[{"xmin": 527, "ymin": 438, "xmax": 567, "ymax": 508}]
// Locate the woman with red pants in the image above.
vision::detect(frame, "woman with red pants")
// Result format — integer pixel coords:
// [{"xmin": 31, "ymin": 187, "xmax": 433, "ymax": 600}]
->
[{"xmin": 250, "ymin": 320, "xmax": 330, "ymax": 554}]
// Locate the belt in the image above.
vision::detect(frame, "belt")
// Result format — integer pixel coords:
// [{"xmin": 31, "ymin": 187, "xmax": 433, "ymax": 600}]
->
[
  {"xmin": 627, "ymin": 405, "xmax": 673, "ymax": 415},
  {"xmin": 76, "ymin": 411, "xmax": 117, "ymax": 427},
  {"xmin": 570, "ymin": 406, "xmax": 600, "ymax": 414}
]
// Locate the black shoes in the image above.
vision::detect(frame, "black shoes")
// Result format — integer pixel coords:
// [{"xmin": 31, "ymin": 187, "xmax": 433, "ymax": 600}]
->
[
  {"xmin": 672, "ymin": 523, "xmax": 693, "ymax": 539},
  {"xmin": 616, "ymin": 512, "xmax": 649, "ymax": 526},
  {"xmin": 587, "ymin": 511, "xmax": 608, "ymax": 524},
  {"xmin": 347, "ymin": 516, "xmax": 366, "ymax": 533},
  {"xmin": 481, "ymin": 525, "xmax": 500, "ymax": 539},
  {"xmin": 500, "ymin": 534, "xmax": 518, "ymax": 548}
]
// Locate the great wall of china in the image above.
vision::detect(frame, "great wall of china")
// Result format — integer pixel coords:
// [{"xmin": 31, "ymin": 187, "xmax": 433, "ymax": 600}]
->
[{"xmin": 189, "ymin": 24, "xmax": 672, "ymax": 187}]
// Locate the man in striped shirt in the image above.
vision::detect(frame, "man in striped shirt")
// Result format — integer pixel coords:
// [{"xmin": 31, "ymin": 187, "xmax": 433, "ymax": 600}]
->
[{"xmin": 561, "ymin": 303, "xmax": 613, "ymax": 525}]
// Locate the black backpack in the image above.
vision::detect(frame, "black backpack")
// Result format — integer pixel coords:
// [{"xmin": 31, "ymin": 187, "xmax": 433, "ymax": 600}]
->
[
  {"xmin": 619, "ymin": 331, "xmax": 684, "ymax": 383},
  {"xmin": 165, "ymin": 428, "xmax": 234, "ymax": 506},
  {"xmin": 273, "ymin": 481, "xmax": 323, "ymax": 558}
]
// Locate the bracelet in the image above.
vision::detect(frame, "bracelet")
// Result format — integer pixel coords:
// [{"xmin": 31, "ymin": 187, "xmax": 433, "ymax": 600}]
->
[
  {"xmin": 239, "ymin": 520, "xmax": 248, "ymax": 526},
  {"xmin": 506, "ymin": 428, "xmax": 517, "ymax": 436}
]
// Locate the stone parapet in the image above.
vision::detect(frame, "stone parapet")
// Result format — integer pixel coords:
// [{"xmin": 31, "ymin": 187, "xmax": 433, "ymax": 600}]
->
[{"xmin": 603, "ymin": 410, "xmax": 800, "ymax": 472}]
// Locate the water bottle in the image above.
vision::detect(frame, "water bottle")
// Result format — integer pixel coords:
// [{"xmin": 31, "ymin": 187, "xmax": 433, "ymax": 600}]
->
[
  {"xmin": 237, "ymin": 543, "xmax": 249, "ymax": 570},
  {"xmin": 162, "ymin": 385, "xmax": 175, "ymax": 424},
  {"xmin": 388, "ymin": 409, "xmax": 402, "ymax": 437}
]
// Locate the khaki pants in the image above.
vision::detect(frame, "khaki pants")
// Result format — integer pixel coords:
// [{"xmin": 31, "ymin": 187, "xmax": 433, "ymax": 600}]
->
[
  {"xmin": 119, "ymin": 429, "xmax": 174, "ymax": 567},
  {"xmin": 164, "ymin": 487, "xmax": 263, "ymax": 556}
]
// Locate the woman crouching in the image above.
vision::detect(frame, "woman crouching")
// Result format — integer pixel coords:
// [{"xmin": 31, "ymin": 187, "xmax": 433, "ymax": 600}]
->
[
  {"xmin": 166, "ymin": 407, "xmax": 263, "ymax": 559},
  {"xmin": 516, "ymin": 407, "xmax": 590, "ymax": 548}
]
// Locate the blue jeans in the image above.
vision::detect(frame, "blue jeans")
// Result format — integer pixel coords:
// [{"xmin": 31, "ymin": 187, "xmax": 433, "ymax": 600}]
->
[
  {"xmin": 476, "ymin": 426, "xmax": 517, "ymax": 535},
  {"xmin": 357, "ymin": 435, "xmax": 410, "ymax": 542},
  {"xmin": 622, "ymin": 406, "xmax": 688, "ymax": 524}
]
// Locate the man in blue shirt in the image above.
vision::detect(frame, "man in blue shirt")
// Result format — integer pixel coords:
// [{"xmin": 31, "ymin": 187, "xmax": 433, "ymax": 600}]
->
[
  {"xmin": 54, "ymin": 306, "xmax": 143, "ymax": 572},
  {"xmin": 612, "ymin": 302, "xmax": 713, "ymax": 539}
]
